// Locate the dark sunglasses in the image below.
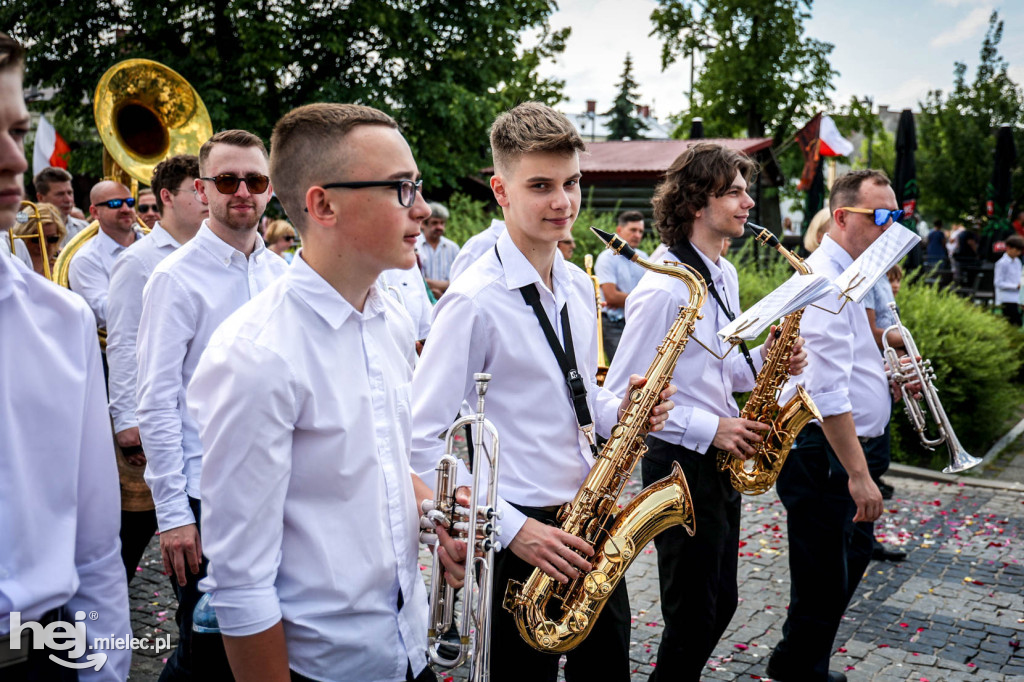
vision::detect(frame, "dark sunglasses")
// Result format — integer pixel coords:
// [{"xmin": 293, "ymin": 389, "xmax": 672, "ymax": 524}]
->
[
  {"xmin": 44, "ymin": 234, "xmax": 61, "ymax": 245},
  {"xmin": 137, "ymin": 204, "xmax": 159, "ymax": 213},
  {"xmin": 99, "ymin": 197, "xmax": 136, "ymax": 209},
  {"xmin": 283, "ymin": 234, "xmax": 296, "ymax": 242},
  {"xmin": 316, "ymin": 179, "xmax": 423, "ymax": 209},
  {"xmin": 200, "ymin": 173, "xmax": 271, "ymax": 195},
  {"xmin": 840, "ymin": 207, "xmax": 904, "ymax": 226}
]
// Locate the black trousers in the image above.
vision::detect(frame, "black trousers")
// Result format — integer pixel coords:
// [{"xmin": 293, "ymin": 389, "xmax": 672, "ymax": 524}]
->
[
  {"xmin": 489, "ymin": 505, "xmax": 631, "ymax": 682},
  {"xmin": 770, "ymin": 423, "xmax": 890, "ymax": 681},
  {"xmin": 121, "ymin": 509, "xmax": 158, "ymax": 585},
  {"xmin": 1002, "ymin": 302, "xmax": 1022, "ymax": 327},
  {"xmin": 641, "ymin": 438, "xmax": 740, "ymax": 682},
  {"xmin": 159, "ymin": 496, "xmax": 209, "ymax": 682}
]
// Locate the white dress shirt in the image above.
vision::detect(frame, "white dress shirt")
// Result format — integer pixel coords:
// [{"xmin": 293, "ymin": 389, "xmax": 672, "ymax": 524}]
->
[
  {"xmin": 137, "ymin": 222, "xmax": 288, "ymax": 532},
  {"xmin": 68, "ymin": 226, "xmax": 143, "ymax": 327},
  {"xmin": 410, "ymin": 230, "xmax": 621, "ymax": 548},
  {"xmin": 0, "ymin": 255, "xmax": 131, "ymax": 681},
  {"xmin": 605, "ymin": 245, "xmax": 764, "ymax": 454},
  {"xmin": 994, "ymin": 253, "xmax": 1022, "ymax": 305},
  {"xmin": 189, "ymin": 254, "xmax": 428, "ymax": 681},
  {"xmin": 779, "ymin": 234, "xmax": 890, "ymax": 437},
  {"xmin": 449, "ymin": 219, "xmax": 506, "ymax": 282},
  {"xmin": 62, "ymin": 215, "xmax": 90, "ymax": 248},
  {"xmin": 594, "ymin": 246, "xmax": 648, "ymax": 321},
  {"xmin": 380, "ymin": 265, "xmax": 432, "ymax": 341},
  {"xmin": 2, "ymin": 232, "xmax": 32, "ymax": 269},
  {"xmin": 415, "ymin": 233, "xmax": 461, "ymax": 282},
  {"xmin": 106, "ymin": 223, "xmax": 182, "ymax": 433}
]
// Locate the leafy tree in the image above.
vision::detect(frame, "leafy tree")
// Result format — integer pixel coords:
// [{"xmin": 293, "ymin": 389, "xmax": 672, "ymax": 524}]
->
[
  {"xmin": 917, "ymin": 11, "xmax": 1024, "ymax": 224},
  {"xmin": 650, "ymin": 0, "xmax": 837, "ymax": 146},
  {"xmin": 603, "ymin": 53, "xmax": 647, "ymax": 140},
  {"xmin": 3, "ymin": 0, "xmax": 568, "ymax": 191}
]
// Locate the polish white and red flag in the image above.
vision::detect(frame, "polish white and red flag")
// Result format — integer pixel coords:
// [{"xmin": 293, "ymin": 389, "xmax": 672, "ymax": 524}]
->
[
  {"xmin": 818, "ymin": 115, "xmax": 855, "ymax": 157},
  {"xmin": 32, "ymin": 115, "xmax": 71, "ymax": 176}
]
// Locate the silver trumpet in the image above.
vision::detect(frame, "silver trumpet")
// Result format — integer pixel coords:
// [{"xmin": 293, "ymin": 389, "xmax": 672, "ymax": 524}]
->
[
  {"xmin": 420, "ymin": 373, "xmax": 501, "ymax": 681},
  {"xmin": 882, "ymin": 302, "xmax": 982, "ymax": 473}
]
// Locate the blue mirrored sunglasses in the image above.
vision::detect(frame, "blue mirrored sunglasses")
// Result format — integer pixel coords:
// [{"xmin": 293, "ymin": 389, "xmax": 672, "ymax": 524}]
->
[
  {"xmin": 840, "ymin": 207, "xmax": 904, "ymax": 226},
  {"xmin": 99, "ymin": 197, "xmax": 136, "ymax": 209}
]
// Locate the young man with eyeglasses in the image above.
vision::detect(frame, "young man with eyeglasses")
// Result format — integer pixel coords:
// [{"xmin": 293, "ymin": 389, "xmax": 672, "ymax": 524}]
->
[
  {"xmin": 767, "ymin": 170, "xmax": 899, "ymax": 682},
  {"xmin": 188, "ymin": 103, "xmax": 468, "ymax": 681},
  {"xmin": 136, "ymin": 130, "xmax": 288, "ymax": 681},
  {"xmin": 68, "ymin": 180, "xmax": 144, "ymax": 328},
  {"xmin": 107, "ymin": 154, "xmax": 207, "ymax": 588}
]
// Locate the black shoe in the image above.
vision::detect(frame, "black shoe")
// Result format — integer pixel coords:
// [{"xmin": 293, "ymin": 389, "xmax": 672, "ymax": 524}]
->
[
  {"xmin": 878, "ymin": 481, "xmax": 894, "ymax": 499},
  {"xmin": 872, "ymin": 545, "xmax": 907, "ymax": 562},
  {"xmin": 766, "ymin": 661, "xmax": 847, "ymax": 682}
]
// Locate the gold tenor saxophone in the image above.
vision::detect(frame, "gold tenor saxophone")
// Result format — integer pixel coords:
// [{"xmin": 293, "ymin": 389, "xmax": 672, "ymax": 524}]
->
[
  {"xmin": 716, "ymin": 226, "xmax": 822, "ymax": 494},
  {"xmin": 584, "ymin": 253, "xmax": 609, "ymax": 385},
  {"xmin": 503, "ymin": 226, "xmax": 698, "ymax": 653}
]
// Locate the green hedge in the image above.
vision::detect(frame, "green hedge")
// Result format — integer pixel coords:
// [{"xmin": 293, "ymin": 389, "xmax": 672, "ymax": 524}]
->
[{"xmin": 732, "ymin": 245, "xmax": 1024, "ymax": 469}]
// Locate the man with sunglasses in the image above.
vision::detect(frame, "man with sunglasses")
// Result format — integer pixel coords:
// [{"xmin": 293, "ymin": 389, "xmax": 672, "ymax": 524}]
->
[
  {"xmin": 68, "ymin": 180, "xmax": 144, "ymax": 328},
  {"xmin": 107, "ymin": 154, "xmax": 207, "ymax": 588},
  {"xmin": 135, "ymin": 187, "xmax": 161, "ymax": 229},
  {"xmin": 137, "ymin": 129, "xmax": 288, "ymax": 682},
  {"xmin": 767, "ymin": 170, "xmax": 901, "ymax": 682}
]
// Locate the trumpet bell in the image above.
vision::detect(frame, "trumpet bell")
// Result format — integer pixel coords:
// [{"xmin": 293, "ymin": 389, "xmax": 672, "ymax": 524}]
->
[
  {"xmin": 943, "ymin": 448, "xmax": 982, "ymax": 474},
  {"xmin": 94, "ymin": 58, "xmax": 212, "ymax": 186}
]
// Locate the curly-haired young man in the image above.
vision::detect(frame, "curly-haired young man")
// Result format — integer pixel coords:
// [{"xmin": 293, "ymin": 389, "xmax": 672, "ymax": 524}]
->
[{"xmin": 605, "ymin": 142, "xmax": 807, "ymax": 682}]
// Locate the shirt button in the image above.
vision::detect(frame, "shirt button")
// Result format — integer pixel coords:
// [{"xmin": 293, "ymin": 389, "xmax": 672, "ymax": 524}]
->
[{"xmin": 224, "ymin": 257, "xmax": 230, "ymax": 265}]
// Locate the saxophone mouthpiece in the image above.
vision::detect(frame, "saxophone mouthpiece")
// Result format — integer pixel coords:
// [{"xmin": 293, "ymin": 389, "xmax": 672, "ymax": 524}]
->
[
  {"xmin": 746, "ymin": 222, "xmax": 780, "ymax": 248},
  {"xmin": 590, "ymin": 225, "xmax": 637, "ymax": 261}
]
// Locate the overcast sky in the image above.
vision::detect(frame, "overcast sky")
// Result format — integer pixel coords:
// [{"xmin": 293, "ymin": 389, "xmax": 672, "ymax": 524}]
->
[{"xmin": 537, "ymin": 0, "xmax": 1024, "ymax": 124}]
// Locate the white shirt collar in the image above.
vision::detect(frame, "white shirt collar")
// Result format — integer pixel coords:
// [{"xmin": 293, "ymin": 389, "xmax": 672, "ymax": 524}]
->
[
  {"xmin": 495, "ymin": 229, "xmax": 570, "ymax": 299},
  {"xmin": 817, "ymin": 233, "xmax": 855, "ymax": 271},
  {"xmin": 95, "ymin": 225, "xmax": 142, "ymax": 255},
  {"xmin": 148, "ymin": 222, "xmax": 182, "ymax": 249},
  {"xmin": 288, "ymin": 251, "xmax": 386, "ymax": 330},
  {"xmin": 194, "ymin": 220, "xmax": 270, "ymax": 265}
]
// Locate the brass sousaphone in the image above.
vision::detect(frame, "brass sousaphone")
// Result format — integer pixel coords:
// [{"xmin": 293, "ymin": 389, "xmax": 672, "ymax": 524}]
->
[{"xmin": 53, "ymin": 58, "xmax": 212, "ymax": 290}]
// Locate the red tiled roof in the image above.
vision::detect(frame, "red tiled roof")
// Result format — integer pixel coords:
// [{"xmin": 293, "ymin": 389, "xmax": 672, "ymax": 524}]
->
[{"xmin": 580, "ymin": 138, "xmax": 773, "ymax": 174}]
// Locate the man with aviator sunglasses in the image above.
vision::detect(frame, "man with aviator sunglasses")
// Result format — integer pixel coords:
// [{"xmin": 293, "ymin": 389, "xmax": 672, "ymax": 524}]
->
[
  {"xmin": 137, "ymin": 129, "xmax": 288, "ymax": 681},
  {"xmin": 69, "ymin": 180, "xmax": 144, "ymax": 328}
]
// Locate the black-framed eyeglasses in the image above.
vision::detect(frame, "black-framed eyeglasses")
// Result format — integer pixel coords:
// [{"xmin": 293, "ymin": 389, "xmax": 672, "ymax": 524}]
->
[
  {"xmin": 137, "ymin": 203, "xmax": 159, "ymax": 213},
  {"xmin": 200, "ymin": 173, "xmax": 271, "ymax": 195},
  {"xmin": 840, "ymin": 207, "xmax": 904, "ymax": 226},
  {"xmin": 319, "ymin": 179, "xmax": 423, "ymax": 208},
  {"xmin": 98, "ymin": 197, "xmax": 136, "ymax": 209}
]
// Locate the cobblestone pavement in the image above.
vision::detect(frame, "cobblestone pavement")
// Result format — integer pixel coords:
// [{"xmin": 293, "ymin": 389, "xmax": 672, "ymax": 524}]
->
[{"xmin": 129, "ymin": 474, "xmax": 1024, "ymax": 681}]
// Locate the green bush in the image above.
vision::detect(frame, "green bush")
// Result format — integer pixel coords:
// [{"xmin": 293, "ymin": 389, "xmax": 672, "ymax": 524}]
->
[
  {"xmin": 889, "ymin": 281, "xmax": 1024, "ymax": 468},
  {"xmin": 444, "ymin": 193, "xmax": 501, "ymax": 247}
]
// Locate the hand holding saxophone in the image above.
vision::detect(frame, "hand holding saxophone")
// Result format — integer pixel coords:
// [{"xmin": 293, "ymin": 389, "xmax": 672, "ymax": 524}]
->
[
  {"xmin": 763, "ymin": 325, "xmax": 808, "ymax": 376},
  {"xmin": 508, "ymin": 519, "xmax": 595, "ymax": 584},
  {"xmin": 618, "ymin": 374, "xmax": 677, "ymax": 432},
  {"xmin": 713, "ymin": 418, "xmax": 769, "ymax": 460}
]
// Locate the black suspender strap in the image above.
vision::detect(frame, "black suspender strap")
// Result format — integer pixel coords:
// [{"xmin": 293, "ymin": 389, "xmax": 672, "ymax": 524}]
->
[
  {"xmin": 671, "ymin": 239, "xmax": 758, "ymax": 381},
  {"xmin": 518, "ymin": 284, "xmax": 599, "ymax": 455},
  {"xmin": 492, "ymin": 243, "xmax": 598, "ymax": 454}
]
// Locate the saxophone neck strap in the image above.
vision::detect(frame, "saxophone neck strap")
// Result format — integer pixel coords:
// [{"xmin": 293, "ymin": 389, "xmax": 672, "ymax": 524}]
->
[
  {"xmin": 671, "ymin": 239, "xmax": 758, "ymax": 381},
  {"xmin": 494, "ymin": 243, "xmax": 598, "ymax": 454}
]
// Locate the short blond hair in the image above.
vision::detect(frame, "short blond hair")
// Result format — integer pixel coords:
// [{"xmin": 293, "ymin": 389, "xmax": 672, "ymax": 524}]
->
[
  {"xmin": 270, "ymin": 103, "xmax": 398, "ymax": 230},
  {"xmin": 264, "ymin": 219, "xmax": 295, "ymax": 244},
  {"xmin": 489, "ymin": 102, "xmax": 584, "ymax": 175},
  {"xmin": 14, "ymin": 202, "xmax": 66, "ymax": 242}
]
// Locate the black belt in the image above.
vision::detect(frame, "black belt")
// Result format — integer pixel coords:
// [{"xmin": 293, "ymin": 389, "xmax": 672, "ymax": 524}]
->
[{"xmin": 0, "ymin": 606, "xmax": 65, "ymax": 669}]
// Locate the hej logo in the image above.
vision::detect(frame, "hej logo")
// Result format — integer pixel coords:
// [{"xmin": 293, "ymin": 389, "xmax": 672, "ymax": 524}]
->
[{"xmin": 8, "ymin": 610, "xmax": 107, "ymax": 671}]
